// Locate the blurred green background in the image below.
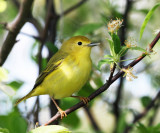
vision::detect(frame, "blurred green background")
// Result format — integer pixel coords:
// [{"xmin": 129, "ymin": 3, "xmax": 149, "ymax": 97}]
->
[{"xmin": 0, "ymin": 0, "xmax": 160, "ymax": 133}]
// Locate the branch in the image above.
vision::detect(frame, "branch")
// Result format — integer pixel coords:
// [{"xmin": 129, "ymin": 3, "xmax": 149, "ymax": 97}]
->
[
  {"xmin": 124, "ymin": 89, "xmax": 160, "ymax": 133},
  {"xmin": 44, "ymin": 32, "xmax": 160, "ymax": 125},
  {"xmin": 148, "ymin": 101, "xmax": 160, "ymax": 126},
  {"xmin": 62, "ymin": 0, "xmax": 88, "ymax": 16},
  {"xmin": 83, "ymin": 106, "xmax": 101, "ymax": 132},
  {"xmin": 0, "ymin": 0, "xmax": 34, "ymax": 66},
  {"xmin": 37, "ymin": 0, "xmax": 58, "ymax": 73}
]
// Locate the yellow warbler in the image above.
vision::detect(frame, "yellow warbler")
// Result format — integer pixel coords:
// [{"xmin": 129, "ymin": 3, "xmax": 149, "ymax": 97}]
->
[{"xmin": 15, "ymin": 36, "xmax": 99, "ymax": 119}]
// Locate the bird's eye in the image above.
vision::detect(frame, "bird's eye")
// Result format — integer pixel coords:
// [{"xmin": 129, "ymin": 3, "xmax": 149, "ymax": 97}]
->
[{"xmin": 77, "ymin": 42, "xmax": 82, "ymax": 45}]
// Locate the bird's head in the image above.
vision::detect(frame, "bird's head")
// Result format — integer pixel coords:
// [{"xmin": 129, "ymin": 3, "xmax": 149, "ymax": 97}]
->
[{"xmin": 60, "ymin": 36, "xmax": 99, "ymax": 55}]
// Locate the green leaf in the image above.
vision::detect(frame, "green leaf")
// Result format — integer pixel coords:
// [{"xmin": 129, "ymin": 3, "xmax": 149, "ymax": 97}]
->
[
  {"xmin": 0, "ymin": 67, "xmax": 8, "ymax": 82},
  {"xmin": 104, "ymin": 54, "xmax": 113, "ymax": 58},
  {"xmin": 112, "ymin": 33, "xmax": 121, "ymax": 54},
  {"xmin": 139, "ymin": 3, "xmax": 160, "ymax": 40},
  {"xmin": 136, "ymin": 123, "xmax": 149, "ymax": 133},
  {"xmin": 0, "ymin": 109, "xmax": 27, "ymax": 133},
  {"xmin": 140, "ymin": 96, "xmax": 152, "ymax": 108},
  {"xmin": 46, "ymin": 42, "xmax": 58, "ymax": 54},
  {"xmin": 0, "ymin": 128, "xmax": 9, "ymax": 133},
  {"xmin": 29, "ymin": 125, "xmax": 71, "ymax": 133},
  {"xmin": 30, "ymin": 41, "xmax": 39, "ymax": 63},
  {"xmin": 7, "ymin": 81, "xmax": 23, "ymax": 91},
  {"xmin": 106, "ymin": 38, "xmax": 114, "ymax": 56},
  {"xmin": 130, "ymin": 46, "xmax": 146, "ymax": 52},
  {"xmin": 74, "ymin": 23, "xmax": 103, "ymax": 36},
  {"xmin": 41, "ymin": 58, "xmax": 48, "ymax": 71},
  {"xmin": 116, "ymin": 112, "xmax": 127, "ymax": 133},
  {"xmin": 136, "ymin": 123, "xmax": 160, "ymax": 133},
  {"xmin": 98, "ymin": 59, "xmax": 113, "ymax": 69},
  {"xmin": 137, "ymin": 9, "xmax": 150, "ymax": 14},
  {"xmin": 118, "ymin": 46, "xmax": 128, "ymax": 57}
]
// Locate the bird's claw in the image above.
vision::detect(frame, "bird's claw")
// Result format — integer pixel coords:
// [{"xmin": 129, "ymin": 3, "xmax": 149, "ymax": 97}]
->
[
  {"xmin": 58, "ymin": 108, "xmax": 67, "ymax": 119},
  {"xmin": 79, "ymin": 97, "xmax": 90, "ymax": 105}
]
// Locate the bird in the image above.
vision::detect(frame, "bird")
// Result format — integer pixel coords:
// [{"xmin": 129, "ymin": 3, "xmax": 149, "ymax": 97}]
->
[{"xmin": 15, "ymin": 36, "xmax": 99, "ymax": 119}]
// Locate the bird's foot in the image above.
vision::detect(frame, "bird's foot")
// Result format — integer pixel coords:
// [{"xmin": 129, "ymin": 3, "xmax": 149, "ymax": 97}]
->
[
  {"xmin": 57, "ymin": 107, "xmax": 67, "ymax": 119},
  {"xmin": 71, "ymin": 95, "xmax": 90, "ymax": 104},
  {"xmin": 79, "ymin": 96, "xmax": 90, "ymax": 104}
]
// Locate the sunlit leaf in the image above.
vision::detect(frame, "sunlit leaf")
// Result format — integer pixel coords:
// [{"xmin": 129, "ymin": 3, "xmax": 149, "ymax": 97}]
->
[
  {"xmin": 74, "ymin": 23, "xmax": 103, "ymax": 36},
  {"xmin": 29, "ymin": 125, "xmax": 71, "ymax": 133},
  {"xmin": 104, "ymin": 54, "xmax": 113, "ymax": 58},
  {"xmin": 130, "ymin": 46, "xmax": 146, "ymax": 52},
  {"xmin": 118, "ymin": 46, "xmax": 128, "ymax": 57},
  {"xmin": 0, "ymin": 67, "xmax": 8, "ymax": 82},
  {"xmin": 98, "ymin": 59, "xmax": 113, "ymax": 69},
  {"xmin": 106, "ymin": 38, "xmax": 114, "ymax": 56},
  {"xmin": 0, "ymin": 128, "xmax": 9, "ymax": 133},
  {"xmin": 139, "ymin": 3, "xmax": 160, "ymax": 40},
  {"xmin": 0, "ymin": 0, "xmax": 7, "ymax": 12}
]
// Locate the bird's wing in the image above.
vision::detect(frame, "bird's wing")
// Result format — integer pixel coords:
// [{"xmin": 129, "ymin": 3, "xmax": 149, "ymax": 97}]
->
[{"xmin": 33, "ymin": 51, "xmax": 68, "ymax": 89}]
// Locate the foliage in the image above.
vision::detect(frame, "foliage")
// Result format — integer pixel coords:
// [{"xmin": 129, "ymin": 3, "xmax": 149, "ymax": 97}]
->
[
  {"xmin": 139, "ymin": 3, "xmax": 160, "ymax": 40},
  {"xmin": 136, "ymin": 123, "xmax": 160, "ymax": 133},
  {"xmin": 0, "ymin": 0, "xmax": 160, "ymax": 133},
  {"xmin": 0, "ymin": 109, "xmax": 27, "ymax": 133},
  {"xmin": 29, "ymin": 125, "xmax": 71, "ymax": 133}
]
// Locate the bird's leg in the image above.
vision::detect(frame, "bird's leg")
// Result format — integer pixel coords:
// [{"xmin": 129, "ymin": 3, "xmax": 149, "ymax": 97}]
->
[
  {"xmin": 71, "ymin": 95, "xmax": 90, "ymax": 104},
  {"xmin": 50, "ymin": 97, "xmax": 67, "ymax": 119}
]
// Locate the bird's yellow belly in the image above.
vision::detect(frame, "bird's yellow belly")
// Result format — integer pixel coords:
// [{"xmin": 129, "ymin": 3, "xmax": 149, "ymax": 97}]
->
[{"xmin": 40, "ymin": 57, "xmax": 91, "ymax": 99}]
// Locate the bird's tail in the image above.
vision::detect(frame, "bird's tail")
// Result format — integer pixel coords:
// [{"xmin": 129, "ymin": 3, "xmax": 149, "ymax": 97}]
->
[
  {"xmin": 15, "ymin": 91, "xmax": 33, "ymax": 106},
  {"xmin": 15, "ymin": 96, "xmax": 27, "ymax": 106}
]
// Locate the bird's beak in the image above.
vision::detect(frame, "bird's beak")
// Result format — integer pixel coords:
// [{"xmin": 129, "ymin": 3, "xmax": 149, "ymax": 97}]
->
[{"xmin": 87, "ymin": 42, "xmax": 100, "ymax": 47}]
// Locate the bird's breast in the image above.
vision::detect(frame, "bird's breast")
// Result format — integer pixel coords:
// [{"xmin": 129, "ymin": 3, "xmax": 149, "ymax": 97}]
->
[
  {"xmin": 41, "ymin": 54, "xmax": 92, "ymax": 99},
  {"xmin": 61, "ymin": 55, "xmax": 92, "ymax": 81}
]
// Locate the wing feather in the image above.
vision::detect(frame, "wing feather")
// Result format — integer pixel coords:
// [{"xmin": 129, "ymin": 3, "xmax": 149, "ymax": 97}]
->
[{"xmin": 33, "ymin": 51, "xmax": 67, "ymax": 89}]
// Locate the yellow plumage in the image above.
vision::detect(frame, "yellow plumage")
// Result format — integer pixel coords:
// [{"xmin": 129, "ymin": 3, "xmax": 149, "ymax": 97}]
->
[{"xmin": 15, "ymin": 36, "xmax": 98, "ymax": 118}]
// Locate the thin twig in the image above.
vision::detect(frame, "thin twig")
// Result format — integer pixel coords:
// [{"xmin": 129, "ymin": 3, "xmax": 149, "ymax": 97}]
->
[
  {"xmin": 148, "ymin": 101, "xmax": 160, "ymax": 126},
  {"xmin": 44, "ymin": 32, "xmax": 160, "ymax": 125},
  {"xmin": 124, "ymin": 89, "xmax": 160, "ymax": 133},
  {"xmin": 61, "ymin": 0, "xmax": 88, "ymax": 16},
  {"xmin": 84, "ymin": 106, "xmax": 101, "ymax": 132}
]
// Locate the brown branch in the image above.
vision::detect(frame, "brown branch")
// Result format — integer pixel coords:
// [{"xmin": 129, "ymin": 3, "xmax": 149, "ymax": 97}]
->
[
  {"xmin": 37, "ymin": 0, "xmax": 57, "ymax": 72},
  {"xmin": 20, "ymin": 32, "xmax": 41, "ymax": 40},
  {"xmin": 0, "ymin": 0, "xmax": 34, "ymax": 66},
  {"xmin": 44, "ymin": 32, "xmax": 160, "ymax": 125},
  {"xmin": 124, "ymin": 89, "xmax": 160, "ymax": 133},
  {"xmin": 28, "ymin": 17, "xmax": 43, "ymax": 36}
]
